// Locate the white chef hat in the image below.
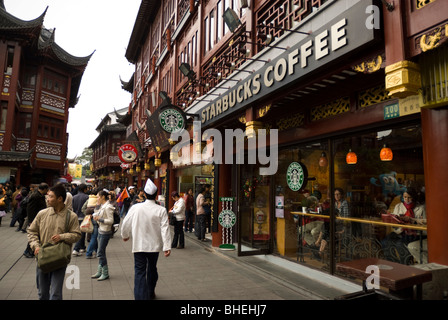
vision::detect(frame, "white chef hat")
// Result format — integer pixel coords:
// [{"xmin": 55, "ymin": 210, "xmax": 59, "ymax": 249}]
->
[{"xmin": 144, "ymin": 178, "xmax": 157, "ymax": 195}]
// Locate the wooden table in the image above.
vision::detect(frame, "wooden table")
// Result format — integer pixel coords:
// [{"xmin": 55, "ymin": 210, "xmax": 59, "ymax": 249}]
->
[{"xmin": 336, "ymin": 258, "xmax": 432, "ymax": 299}]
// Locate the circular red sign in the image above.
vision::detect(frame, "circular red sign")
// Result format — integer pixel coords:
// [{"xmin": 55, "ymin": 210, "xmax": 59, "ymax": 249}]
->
[{"xmin": 118, "ymin": 144, "xmax": 138, "ymax": 163}]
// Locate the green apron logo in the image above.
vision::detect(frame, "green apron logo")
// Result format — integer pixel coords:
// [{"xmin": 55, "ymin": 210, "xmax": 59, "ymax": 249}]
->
[{"xmin": 286, "ymin": 162, "xmax": 308, "ymax": 191}]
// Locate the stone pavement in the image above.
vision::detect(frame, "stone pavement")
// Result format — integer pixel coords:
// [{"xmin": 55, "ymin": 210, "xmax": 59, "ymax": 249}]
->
[{"xmin": 0, "ymin": 212, "xmax": 360, "ymax": 302}]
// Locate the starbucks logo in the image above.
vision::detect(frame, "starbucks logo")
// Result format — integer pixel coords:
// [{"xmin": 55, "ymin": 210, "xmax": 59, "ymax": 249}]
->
[
  {"xmin": 159, "ymin": 108, "xmax": 185, "ymax": 133},
  {"xmin": 286, "ymin": 162, "xmax": 308, "ymax": 191},
  {"xmin": 218, "ymin": 210, "xmax": 236, "ymax": 228}
]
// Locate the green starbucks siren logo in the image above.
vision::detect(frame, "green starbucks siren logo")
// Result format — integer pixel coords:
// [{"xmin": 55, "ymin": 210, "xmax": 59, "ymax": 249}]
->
[
  {"xmin": 218, "ymin": 210, "xmax": 236, "ymax": 228},
  {"xmin": 159, "ymin": 108, "xmax": 185, "ymax": 133},
  {"xmin": 286, "ymin": 162, "xmax": 308, "ymax": 191}
]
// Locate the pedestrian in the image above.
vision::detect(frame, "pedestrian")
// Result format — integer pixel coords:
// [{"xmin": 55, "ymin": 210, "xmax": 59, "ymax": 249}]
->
[
  {"xmin": 84, "ymin": 192, "xmax": 100, "ymax": 259},
  {"xmin": 72, "ymin": 184, "xmax": 89, "ymax": 256},
  {"xmin": 0, "ymin": 187, "xmax": 6, "ymax": 226},
  {"xmin": 184, "ymin": 188, "xmax": 194, "ymax": 233},
  {"xmin": 170, "ymin": 191, "xmax": 185, "ymax": 249},
  {"xmin": 9, "ymin": 184, "xmax": 22, "ymax": 227},
  {"xmin": 132, "ymin": 188, "xmax": 146, "ymax": 205},
  {"xmin": 121, "ymin": 178, "xmax": 171, "ymax": 300},
  {"xmin": 14, "ymin": 188, "xmax": 28, "ymax": 231},
  {"xmin": 27, "ymin": 183, "xmax": 81, "ymax": 300},
  {"xmin": 120, "ymin": 186, "xmax": 136, "ymax": 218},
  {"xmin": 195, "ymin": 185, "xmax": 209, "ymax": 241},
  {"xmin": 23, "ymin": 183, "xmax": 49, "ymax": 258},
  {"xmin": 204, "ymin": 192, "xmax": 212, "ymax": 233},
  {"xmin": 65, "ymin": 189, "xmax": 73, "ymax": 212},
  {"xmin": 91, "ymin": 190, "xmax": 115, "ymax": 281}
]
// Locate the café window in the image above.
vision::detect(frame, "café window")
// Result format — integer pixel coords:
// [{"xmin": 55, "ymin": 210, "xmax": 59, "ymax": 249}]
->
[{"xmin": 273, "ymin": 123, "xmax": 426, "ymax": 275}]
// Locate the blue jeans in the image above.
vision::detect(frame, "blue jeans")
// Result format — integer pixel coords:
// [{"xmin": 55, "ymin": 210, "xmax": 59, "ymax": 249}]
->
[
  {"xmin": 97, "ymin": 232, "xmax": 111, "ymax": 266},
  {"xmin": 86, "ymin": 221, "xmax": 99, "ymax": 257},
  {"xmin": 36, "ymin": 265, "xmax": 66, "ymax": 300},
  {"xmin": 134, "ymin": 252, "xmax": 159, "ymax": 300}
]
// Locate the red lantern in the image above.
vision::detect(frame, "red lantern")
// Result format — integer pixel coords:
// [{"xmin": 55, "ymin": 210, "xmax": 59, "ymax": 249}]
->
[
  {"xmin": 346, "ymin": 149, "xmax": 357, "ymax": 165},
  {"xmin": 380, "ymin": 145, "xmax": 393, "ymax": 161}
]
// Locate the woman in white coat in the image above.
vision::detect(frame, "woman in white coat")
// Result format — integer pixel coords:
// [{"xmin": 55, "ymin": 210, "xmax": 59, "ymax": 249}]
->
[
  {"xmin": 170, "ymin": 191, "xmax": 186, "ymax": 249},
  {"xmin": 91, "ymin": 190, "xmax": 115, "ymax": 281}
]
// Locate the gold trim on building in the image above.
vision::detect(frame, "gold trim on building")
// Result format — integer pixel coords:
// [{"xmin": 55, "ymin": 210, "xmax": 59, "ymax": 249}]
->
[{"xmin": 385, "ymin": 60, "xmax": 421, "ymax": 99}]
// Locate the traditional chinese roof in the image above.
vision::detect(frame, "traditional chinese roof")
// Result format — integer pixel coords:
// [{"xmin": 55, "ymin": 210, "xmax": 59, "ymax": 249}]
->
[
  {"xmin": 120, "ymin": 73, "xmax": 134, "ymax": 93},
  {"xmin": 0, "ymin": 149, "xmax": 33, "ymax": 162},
  {"xmin": 0, "ymin": 3, "xmax": 93, "ymax": 69}
]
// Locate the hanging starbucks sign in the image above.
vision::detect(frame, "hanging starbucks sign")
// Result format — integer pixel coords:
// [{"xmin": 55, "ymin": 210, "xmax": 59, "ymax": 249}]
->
[
  {"xmin": 159, "ymin": 106, "xmax": 186, "ymax": 133},
  {"xmin": 286, "ymin": 162, "xmax": 308, "ymax": 191}
]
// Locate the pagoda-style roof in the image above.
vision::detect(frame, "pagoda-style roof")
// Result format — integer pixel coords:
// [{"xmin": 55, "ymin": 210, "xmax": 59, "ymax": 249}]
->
[
  {"xmin": 114, "ymin": 107, "xmax": 132, "ymax": 126},
  {"xmin": 38, "ymin": 28, "xmax": 94, "ymax": 67},
  {"xmin": 0, "ymin": 2, "xmax": 93, "ymax": 69},
  {"xmin": 89, "ymin": 123, "xmax": 127, "ymax": 148},
  {"xmin": 120, "ymin": 73, "xmax": 134, "ymax": 93}
]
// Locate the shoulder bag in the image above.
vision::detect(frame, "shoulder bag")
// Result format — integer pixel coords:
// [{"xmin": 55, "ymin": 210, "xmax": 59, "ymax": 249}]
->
[{"xmin": 37, "ymin": 210, "xmax": 72, "ymax": 273}]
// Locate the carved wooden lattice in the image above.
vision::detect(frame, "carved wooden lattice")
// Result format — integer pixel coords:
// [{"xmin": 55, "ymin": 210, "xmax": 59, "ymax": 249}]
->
[
  {"xmin": 358, "ymin": 85, "xmax": 391, "ymax": 108},
  {"xmin": 311, "ymin": 96, "xmax": 350, "ymax": 121},
  {"xmin": 255, "ymin": 0, "xmax": 329, "ymax": 52}
]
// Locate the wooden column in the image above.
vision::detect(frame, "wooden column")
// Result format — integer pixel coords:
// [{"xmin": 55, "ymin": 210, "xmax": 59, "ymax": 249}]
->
[
  {"xmin": 3, "ymin": 43, "xmax": 21, "ymax": 151},
  {"xmin": 421, "ymin": 107, "xmax": 448, "ymax": 265}
]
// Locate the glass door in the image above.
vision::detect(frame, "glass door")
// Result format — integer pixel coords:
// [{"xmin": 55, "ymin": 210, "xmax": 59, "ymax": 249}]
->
[{"xmin": 237, "ymin": 163, "xmax": 272, "ymax": 256}]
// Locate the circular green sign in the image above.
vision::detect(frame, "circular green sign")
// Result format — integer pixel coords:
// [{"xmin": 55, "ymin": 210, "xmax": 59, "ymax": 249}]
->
[
  {"xmin": 286, "ymin": 162, "xmax": 308, "ymax": 191},
  {"xmin": 218, "ymin": 210, "xmax": 236, "ymax": 228},
  {"xmin": 159, "ymin": 107, "xmax": 185, "ymax": 133}
]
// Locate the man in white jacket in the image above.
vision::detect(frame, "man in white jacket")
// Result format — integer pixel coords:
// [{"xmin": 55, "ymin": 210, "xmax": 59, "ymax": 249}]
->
[{"xmin": 121, "ymin": 179, "xmax": 171, "ymax": 300}]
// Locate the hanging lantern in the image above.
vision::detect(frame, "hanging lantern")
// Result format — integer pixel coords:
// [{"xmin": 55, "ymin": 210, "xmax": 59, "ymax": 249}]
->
[
  {"xmin": 319, "ymin": 152, "xmax": 328, "ymax": 167},
  {"xmin": 380, "ymin": 145, "xmax": 393, "ymax": 161},
  {"xmin": 346, "ymin": 149, "xmax": 357, "ymax": 164}
]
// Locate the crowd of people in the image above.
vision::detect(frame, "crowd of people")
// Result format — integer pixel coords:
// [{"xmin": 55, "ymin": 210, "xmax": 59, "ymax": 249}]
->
[{"xmin": 1, "ymin": 179, "xmax": 214, "ymax": 300}]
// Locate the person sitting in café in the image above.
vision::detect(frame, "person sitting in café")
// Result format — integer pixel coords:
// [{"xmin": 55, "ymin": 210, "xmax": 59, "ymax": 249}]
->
[
  {"xmin": 392, "ymin": 187, "xmax": 427, "ymax": 263},
  {"xmin": 314, "ymin": 188, "xmax": 350, "ymax": 260},
  {"xmin": 382, "ymin": 187, "xmax": 426, "ymax": 264},
  {"xmin": 298, "ymin": 190, "xmax": 323, "ymax": 250}
]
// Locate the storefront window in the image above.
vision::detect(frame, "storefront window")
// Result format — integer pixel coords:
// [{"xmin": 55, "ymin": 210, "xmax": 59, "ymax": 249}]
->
[
  {"xmin": 333, "ymin": 123, "xmax": 426, "ymax": 272},
  {"xmin": 270, "ymin": 123, "xmax": 426, "ymax": 274},
  {"xmin": 273, "ymin": 142, "xmax": 330, "ymax": 267}
]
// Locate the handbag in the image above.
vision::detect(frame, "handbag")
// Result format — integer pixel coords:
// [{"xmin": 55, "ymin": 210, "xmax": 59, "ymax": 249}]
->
[
  {"xmin": 169, "ymin": 211, "xmax": 176, "ymax": 226},
  {"xmin": 80, "ymin": 215, "xmax": 93, "ymax": 233},
  {"xmin": 37, "ymin": 210, "xmax": 72, "ymax": 273}
]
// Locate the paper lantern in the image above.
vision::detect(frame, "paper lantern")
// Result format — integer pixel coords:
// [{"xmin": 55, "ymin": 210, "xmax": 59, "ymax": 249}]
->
[
  {"xmin": 380, "ymin": 145, "xmax": 393, "ymax": 161},
  {"xmin": 346, "ymin": 149, "xmax": 357, "ymax": 164}
]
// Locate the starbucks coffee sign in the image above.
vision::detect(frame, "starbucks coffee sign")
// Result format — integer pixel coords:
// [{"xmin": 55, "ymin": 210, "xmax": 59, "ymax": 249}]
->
[
  {"xmin": 286, "ymin": 162, "xmax": 308, "ymax": 191},
  {"xmin": 159, "ymin": 106, "xmax": 186, "ymax": 133},
  {"xmin": 218, "ymin": 210, "xmax": 236, "ymax": 229}
]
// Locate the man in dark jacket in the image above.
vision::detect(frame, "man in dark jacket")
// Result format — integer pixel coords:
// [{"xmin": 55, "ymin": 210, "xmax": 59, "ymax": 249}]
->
[
  {"xmin": 72, "ymin": 184, "xmax": 90, "ymax": 255},
  {"xmin": 23, "ymin": 183, "xmax": 49, "ymax": 258}
]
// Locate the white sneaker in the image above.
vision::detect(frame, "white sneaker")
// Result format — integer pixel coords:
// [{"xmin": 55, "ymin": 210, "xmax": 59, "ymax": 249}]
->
[
  {"xmin": 72, "ymin": 250, "xmax": 80, "ymax": 256},
  {"xmin": 79, "ymin": 249, "xmax": 86, "ymax": 253}
]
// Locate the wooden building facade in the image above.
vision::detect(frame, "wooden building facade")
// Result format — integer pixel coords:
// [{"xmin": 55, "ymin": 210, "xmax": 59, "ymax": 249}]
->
[
  {"xmin": 0, "ymin": 2, "xmax": 91, "ymax": 185},
  {"xmin": 121, "ymin": 0, "xmax": 448, "ymax": 285}
]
